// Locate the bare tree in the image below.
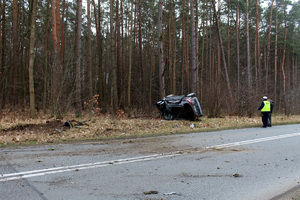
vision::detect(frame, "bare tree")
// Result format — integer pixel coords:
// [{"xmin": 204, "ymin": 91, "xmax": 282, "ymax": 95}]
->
[
  {"xmin": 274, "ymin": 9, "xmax": 278, "ymax": 102},
  {"xmin": 190, "ymin": 0, "xmax": 197, "ymax": 93},
  {"xmin": 28, "ymin": 0, "xmax": 37, "ymax": 118},
  {"xmin": 128, "ymin": 0, "xmax": 133, "ymax": 107},
  {"xmin": 265, "ymin": 0, "xmax": 274, "ymax": 91},
  {"xmin": 255, "ymin": 0, "xmax": 262, "ymax": 90},
  {"xmin": 235, "ymin": 4, "xmax": 240, "ymax": 93},
  {"xmin": 75, "ymin": 0, "xmax": 83, "ymax": 117},
  {"xmin": 138, "ymin": 0, "xmax": 144, "ymax": 98},
  {"xmin": 181, "ymin": 0, "xmax": 187, "ymax": 93},
  {"xmin": 158, "ymin": 0, "xmax": 165, "ymax": 98},
  {"xmin": 0, "ymin": 0, "xmax": 6, "ymax": 110},
  {"xmin": 116, "ymin": 0, "xmax": 121, "ymax": 104},
  {"xmin": 110, "ymin": 0, "xmax": 118, "ymax": 113},
  {"xmin": 0, "ymin": 0, "xmax": 299, "ymax": 116},
  {"xmin": 227, "ymin": 1, "xmax": 231, "ymax": 78},
  {"xmin": 281, "ymin": 5, "xmax": 287, "ymax": 114},
  {"xmin": 51, "ymin": 0, "xmax": 61, "ymax": 116},
  {"xmin": 12, "ymin": 0, "xmax": 18, "ymax": 104},
  {"xmin": 43, "ymin": 0, "xmax": 50, "ymax": 112},
  {"xmin": 172, "ymin": 0, "xmax": 177, "ymax": 95},
  {"xmin": 92, "ymin": 0, "xmax": 104, "ymax": 105},
  {"xmin": 246, "ymin": 0, "xmax": 251, "ymax": 90},
  {"xmin": 211, "ymin": 0, "xmax": 233, "ymax": 105},
  {"xmin": 60, "ymin": 0, "xmax": 65, "ymax": 65},
  {"xmin": 87, "ymin": 0, "xmax": 93, "ymax": 113},
  {"xmin": 168, "ymin": 0, "xmax": 172, "ymax": 94}
]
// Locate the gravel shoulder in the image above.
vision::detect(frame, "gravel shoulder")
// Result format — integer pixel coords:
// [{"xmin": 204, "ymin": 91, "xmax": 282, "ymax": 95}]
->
[{"xmin": 271, "ymin": 185, "xmax": 300, "ymax": 200}]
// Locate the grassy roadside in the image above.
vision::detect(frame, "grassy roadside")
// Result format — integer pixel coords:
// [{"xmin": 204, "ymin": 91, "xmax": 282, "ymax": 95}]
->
[{"xmin": 0, "ymin": 113, "xmax": 299, "ymax": 147}]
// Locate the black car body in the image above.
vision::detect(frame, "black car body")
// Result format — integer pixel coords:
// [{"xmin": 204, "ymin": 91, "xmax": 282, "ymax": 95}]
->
[{"xmin": 155, "ymin": 93, "xmax": 203, "ymax": 121}]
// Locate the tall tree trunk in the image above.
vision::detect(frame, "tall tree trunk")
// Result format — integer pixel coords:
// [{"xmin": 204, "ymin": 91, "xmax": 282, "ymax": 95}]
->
[
  {"xmin": 255, "ymin": 0, "xmax": 261, "ymax": 92},
  {"xmin": 0, "ymin": 0, "xmax": 6, "ymax": 110},
  {"xmin": 116, "ymin": 0, "xmax": 121, "ymax": 106},
  {"xmin": 92, "ymin": 0, "xmax": 104, "ymax": 105},
  {"xmin": 217, "ymin": 0, "xmax": 221, "ymax": 81},
  {"xmin": 43, "ymin": 0, "xmax": 50, "ymax": 112},
  {"xmin": 266, "ymin": 0, "xmax": 274, "ymax": 92},
  {"xmin": 12, "ymin": 0, "xmax": 18, "ymax": 105},
  {"xmin": 55, "ymin": 0, "xmax": 60, "ymax": 46},
  {"xmin": 281, "ymin": 7, "xmax": 287, "ymax": 115},
  {"xmin": 20, "ymin": 1, "xmax": 27, "ymax": 105},
  {"xmin": 246, "ymin": 0, "xmax": 251, "ymax": 90},
  {"xmin": 149, "ymin": 0, "xmax": 156, "ymax": 104},
  {"xmin": 218, "ymin": 38, "xmax": 221, "ymax": 81},
  {"xmin": 200, "ymin": 19, "xmax": 206, "ymax": 102},
  {"xmin": 190, "ymin": 0, "xmax": 197, "ymax": 93},
  {"xmin": 168, "ymin": 0, "xmax": 172, "ymax": 94},
  {"xmin": 172, "ymin": 0, "xmax": 177, "ymax": 95},
  {"xmin": 50, "ymin": 0, "xmax": 58, "ymax": 60},
  {"xmin": 227, "ymin": 1, "xmax": 231, "ymax": 78},
  {"xmin": 0, "ymin": 0, "xmax": 2, "ymax": 82},
  {"xmin": 87, "ymin": 0, "xmax": 93, "ymax": 113},
  {"xmin": 211, "ymin": 0, "xmax": 233, "ymax": 105},
  {"xmin": 61, "ymin": 0, "xmax": 65, "ymax": 66},
  {"xmin": 56, "ymin": 0, "xmax": 61, "ymax": 97},
  {"xmin": 236, "ymin": 5, "xmax": 240, "ymax": 94},
  {"xmin": 120, "ymin": 0, "xmax": 125, "ymax": 107},
  {"xmin": 158, "ymin": 0, "xmax": 165, "ymax": 98},
  {"xmin": 128, "ymin": 0, "xmax": 133, "ymax": 107},
  {"xmin": 195, "ymin": 0, "xmax": 199, "ymax": 96},
  {"xmin": 28, "ymin": 0, "xmax": 37, "ymax": 118},
  {"xmin": 75, "ymin": 0, "xmax": 83, "ymax": 117},
  {"xmin": 51, "ymin": 0, "xmax": 58, "ymax": 115},
  {"xmin": 138, "ymin": 0, "xmax": 144, "ymax": 99},
  {"xmin": 110, "ymin": 0, "xmax": 118, "ymax": 113},
  {"xmin": 274, "ymin": 10, "xmax": 278, "ymax": 103},
  {"xmin": 207, "ymin": 9, "xmax": 211, "ymax": 87},
  {"xmin": 51, "ymin": 0, "xmax": 63, "ymax": 116},
  {"xmin": 98, "ymin": 0, "xmax": 104, "ymax": 105},
  {"xmin": 181, "ymin": 0, "xmax": 186, "ymax": 93},
  {"xmin": 185, "ymin": 21, "xmax": 190, "ymax": 92}
]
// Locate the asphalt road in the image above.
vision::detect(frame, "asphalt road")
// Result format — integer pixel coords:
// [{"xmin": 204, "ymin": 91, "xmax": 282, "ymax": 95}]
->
[{"xmin": 1, "ymin": 124, "xmax": 300, "ymax": 200}]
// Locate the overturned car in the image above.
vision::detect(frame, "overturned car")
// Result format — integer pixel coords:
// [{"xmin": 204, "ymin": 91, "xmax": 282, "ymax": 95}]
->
[{"xmin": 155, "ymin": 93, "xmax": 203, "ymax": 121}]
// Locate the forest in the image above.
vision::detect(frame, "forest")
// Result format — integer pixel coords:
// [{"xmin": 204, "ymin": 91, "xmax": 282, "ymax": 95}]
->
[{"xmin": 0, "ymin": 0, "xmax": 299, "ymax": 118}]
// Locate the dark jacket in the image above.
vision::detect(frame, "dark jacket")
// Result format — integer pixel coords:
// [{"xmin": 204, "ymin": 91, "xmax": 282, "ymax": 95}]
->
[{"xmin": 270, "ymin": 100, "xmax": 274, "ymax": 113}]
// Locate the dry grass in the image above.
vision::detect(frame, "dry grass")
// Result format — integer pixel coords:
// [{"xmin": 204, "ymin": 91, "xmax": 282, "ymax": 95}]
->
[{"xmin": 0, "ymin": 109, "xmax": 299, "ymax": 147}]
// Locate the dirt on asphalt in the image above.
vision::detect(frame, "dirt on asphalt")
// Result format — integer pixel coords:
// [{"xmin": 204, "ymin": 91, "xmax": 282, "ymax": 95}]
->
[{"xmin": 1, "ymin": 120, "xmax": 69, "ymax": 135}]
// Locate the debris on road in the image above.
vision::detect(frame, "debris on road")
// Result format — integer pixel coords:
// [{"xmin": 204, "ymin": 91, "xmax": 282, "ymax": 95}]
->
[
  {"xmin": 143, "ymin": 190, "xmax": 159, "ymax": 195},
  {"xmin": 164, "ymin": 192, "xmax": 182, "ymax": 196},
  {"xmin": 233, "ymin": 173, "xmax": 243, "ymax": 177}
]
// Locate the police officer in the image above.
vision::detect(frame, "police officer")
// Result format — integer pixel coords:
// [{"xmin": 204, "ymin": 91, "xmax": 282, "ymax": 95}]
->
[{"xmin": 258, "ymin": 96, "xmax": 271, "ymax": 128}]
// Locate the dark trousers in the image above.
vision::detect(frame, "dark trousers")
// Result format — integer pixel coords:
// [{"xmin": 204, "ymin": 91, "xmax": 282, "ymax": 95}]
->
[
  {"xmin": 267, "ymin": 113, "xmax": 272, "ymax": 127},
  {"xmin": 261, "ymin": 112, "xmax": 270, "ymax": 127}
]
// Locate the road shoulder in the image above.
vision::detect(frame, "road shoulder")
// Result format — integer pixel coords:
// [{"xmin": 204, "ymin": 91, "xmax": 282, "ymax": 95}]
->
[{"xmin": 271, "ymin": 185, "xmax": 300, "ymax": 200}]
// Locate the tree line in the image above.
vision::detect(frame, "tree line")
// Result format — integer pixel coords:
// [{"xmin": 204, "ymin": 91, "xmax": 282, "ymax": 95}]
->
[{"xmin": 0, "ymin": 0, "xmax": 299, "ymax": 118}]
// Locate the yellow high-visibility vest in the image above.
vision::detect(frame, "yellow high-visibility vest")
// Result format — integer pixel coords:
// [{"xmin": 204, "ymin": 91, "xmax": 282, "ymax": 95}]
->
[{"xmin": 261, "ymin": 101, "xmax": 271, "ymax": 112}]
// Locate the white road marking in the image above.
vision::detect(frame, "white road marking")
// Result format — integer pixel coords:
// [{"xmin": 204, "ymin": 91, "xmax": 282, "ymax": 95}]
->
[
  {"xmin": 208, "ymin": 132, "xmax": 300, "ymax": 149},
  {"xmin": 0, "ymin": 153, "xmax": 178, "ymax": 182},
  {"xmin": 1, "ymin": 132, "xmax": 300, "ymax": 182}
]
